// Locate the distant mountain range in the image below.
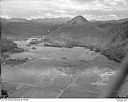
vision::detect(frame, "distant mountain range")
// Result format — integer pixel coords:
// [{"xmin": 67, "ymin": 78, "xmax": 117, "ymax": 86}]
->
[
  {"xmin": 0, "ymin": 17, "xmax": 71, "ymax": 24},
  {"xmin": 1, "ymin": 17, "xmax": 70, "ymax": 39},
  {"xmin": 1, "ymin": 16, "xmax": 128, "ymax": 40},
  {"xmin": 31, "ymin": 17, "xmax": 71, "ymax": 24}
]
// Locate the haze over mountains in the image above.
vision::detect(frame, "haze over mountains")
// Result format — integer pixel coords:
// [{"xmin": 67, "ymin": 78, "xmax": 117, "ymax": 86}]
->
[
  {"xmin": 1, "ymin": 16, "xmax": 128, "ymax": 39},
  {"xmin": 1, "ymin": 16, "xmax": 128, "ymax": 40},
  {"xmin": 1, "ymin": 17, "xmax": 71, "ymax": 39},
  {"xmin": 0, "ymin": 17, "xmax": 71, "ymax": 24},
  {"xmin": 1, "ymin": 17, "xmax": 69, "ymax": 39}
]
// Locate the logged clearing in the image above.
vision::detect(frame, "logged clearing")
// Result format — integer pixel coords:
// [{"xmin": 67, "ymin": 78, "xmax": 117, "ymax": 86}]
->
[{"xmin": 1, "ymin": 44, "xmax": 126, "ymax": 98}]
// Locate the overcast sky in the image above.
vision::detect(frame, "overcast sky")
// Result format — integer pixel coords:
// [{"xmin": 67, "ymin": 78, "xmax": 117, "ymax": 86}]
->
[{"xmin": 0, "ymin": 0, "xmax": 128, "ymax": 20}]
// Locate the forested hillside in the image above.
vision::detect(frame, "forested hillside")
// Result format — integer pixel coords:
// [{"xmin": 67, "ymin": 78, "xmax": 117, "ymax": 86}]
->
[{"xmin": 101, "ymin": 21, "xmax": 128, "ymax": 62}]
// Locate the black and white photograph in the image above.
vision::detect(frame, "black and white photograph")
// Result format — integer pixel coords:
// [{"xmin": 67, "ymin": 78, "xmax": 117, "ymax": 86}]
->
[{"xmin": 0, "ymin": 0, "xmax": 128, "ymax": 101}]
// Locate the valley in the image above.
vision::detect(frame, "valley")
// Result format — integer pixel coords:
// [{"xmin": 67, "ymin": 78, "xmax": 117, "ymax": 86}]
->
[
  {"xmin": 1, "ymin": 16, "xmax": 128, "ymax": 98},
  {"xmin": 1, "ymin": 41, "xmax": 127, "ymax": 98}
]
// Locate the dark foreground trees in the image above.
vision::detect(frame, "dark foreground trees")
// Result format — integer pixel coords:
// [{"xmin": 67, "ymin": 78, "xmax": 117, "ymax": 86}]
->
[{"xmin": 1, "ymin": 38, "xmax": 24, "ymax": 55}]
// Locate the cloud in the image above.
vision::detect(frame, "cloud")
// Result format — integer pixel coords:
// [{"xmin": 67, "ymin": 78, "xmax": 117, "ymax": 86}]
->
[
  {"xmin": 0, "ymin": 0, "xmax": 128, "ymax": 20},
  {"xmin": 71, "ymin": 0, "xmax": 97, "ymax": 3}
]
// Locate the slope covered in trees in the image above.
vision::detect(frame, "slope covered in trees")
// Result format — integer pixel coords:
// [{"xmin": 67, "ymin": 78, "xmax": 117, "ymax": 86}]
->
[
  {"xmin": 1, "ymin": 38, "xmax": 24, "ymax": 56},
  {"xmin": 45, "ymin": 16, "xmax": 109, "ymax": 49},
  {"xmin": 101, "ymin": 21, "xmax": 128, "ymax": 62}
]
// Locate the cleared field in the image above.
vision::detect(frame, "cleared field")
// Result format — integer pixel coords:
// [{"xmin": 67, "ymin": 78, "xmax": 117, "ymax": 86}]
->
[
  {"xmin": 1, "ymin": 46, "xmax": 123, "ymax": 98},
  {"xmin": 10, "ymin": 51, "xmax": 42, "ymax": 60},
  {"xmin": 1, "ymin": 65, "xmax": 11, "ymax": 73}
]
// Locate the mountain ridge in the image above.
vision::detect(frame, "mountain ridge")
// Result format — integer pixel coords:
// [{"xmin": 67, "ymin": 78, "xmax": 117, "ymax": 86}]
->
[{"xmin": 44, "ymin": 16, "xmax": 110, "ymax": 49}]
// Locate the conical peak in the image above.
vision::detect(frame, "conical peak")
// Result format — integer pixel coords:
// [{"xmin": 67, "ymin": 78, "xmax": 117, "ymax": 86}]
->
[
  {"xmin": 73, "ymin": 15, "xmax": 87, "ymax": 21},
  {"xmin": 67, "ymin": 15, "xmax": 88, "ymax": 25}
]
